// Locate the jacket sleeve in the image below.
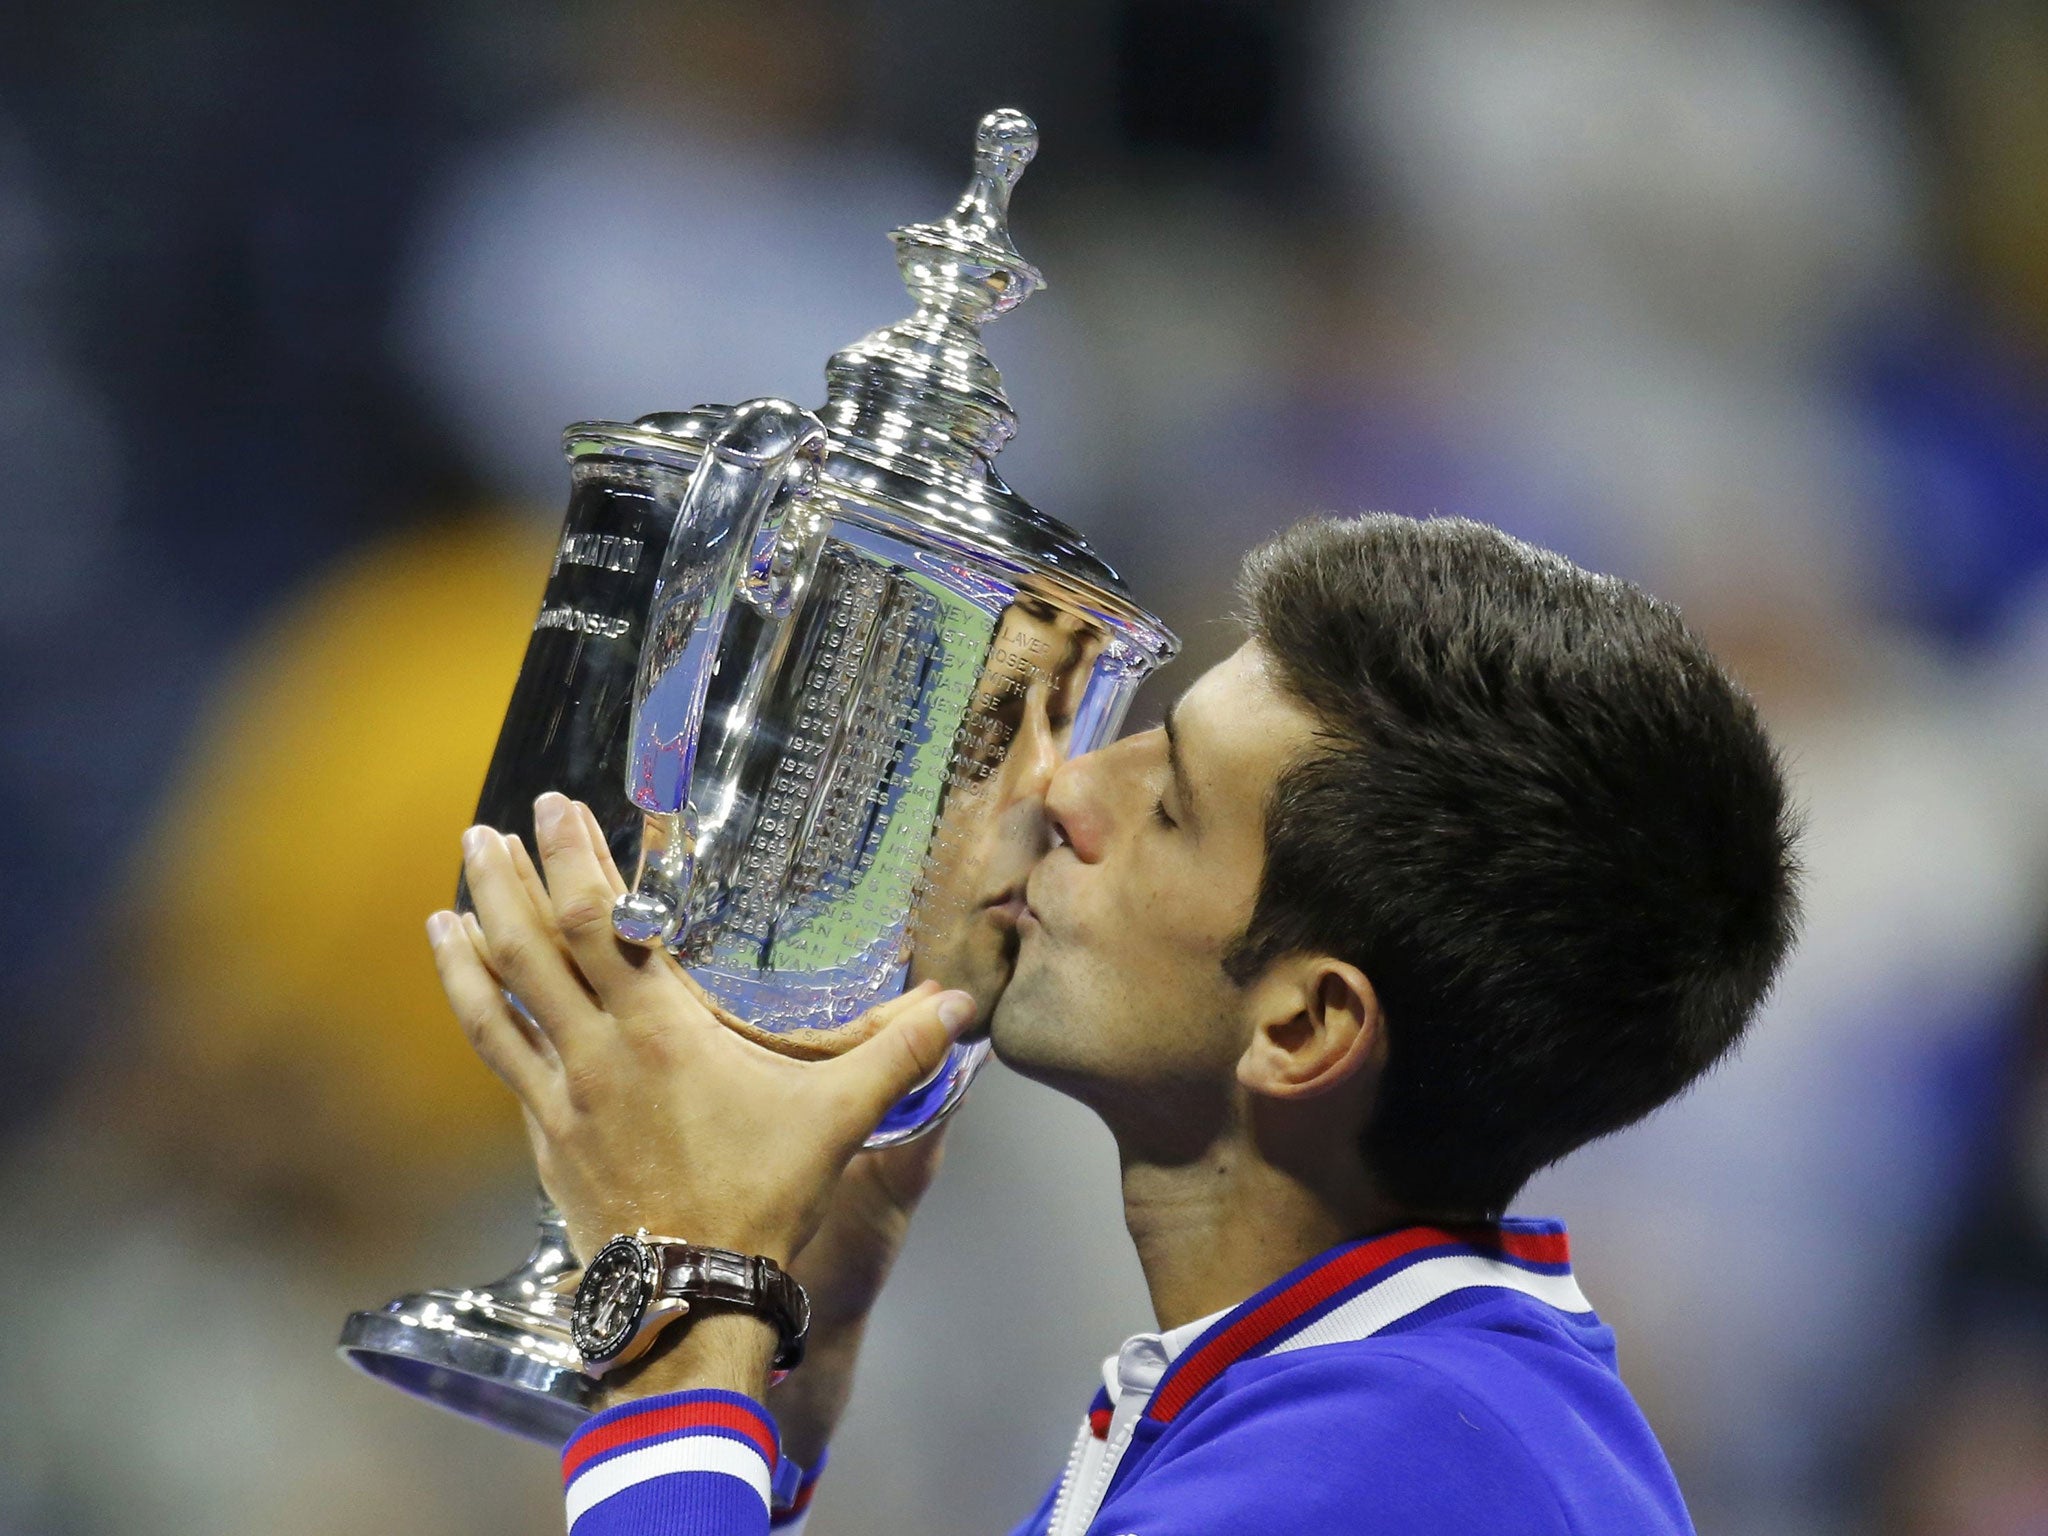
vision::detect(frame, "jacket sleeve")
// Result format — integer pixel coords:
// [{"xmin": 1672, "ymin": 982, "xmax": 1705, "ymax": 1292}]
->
[
  {"xmin": 1091, "ymin": 1350, "xmax": 1575, "ymax": 1536},
  {"xmin": 562, "ymin": 1390, "xmax": 821, "ymax": 1536},
  {"xmin": 562, "ymin": 1388, "xmax": 1073, "ymax": 1536}
]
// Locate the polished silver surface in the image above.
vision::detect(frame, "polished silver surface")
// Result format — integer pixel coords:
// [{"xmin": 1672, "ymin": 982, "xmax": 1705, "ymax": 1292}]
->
[
  {"xmin": 614, "ymin": 399, "xmax": 830, "ymax": 947},
  {"xmin": 339, "ymin": 1197, "xmax": 593, "ymax": 1446},
  {"xmin": 817, "ymin": 108, "xmax": 1151, "ymax": 616},
  {"xmin": 342, "ymin": 109, "xmax": 1177, "ymax": 1445}
]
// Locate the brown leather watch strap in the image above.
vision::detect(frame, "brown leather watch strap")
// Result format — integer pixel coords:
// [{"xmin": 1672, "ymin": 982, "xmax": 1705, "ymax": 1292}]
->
[{"xmin": 649, "ymin": 1242, "xmax": 811, "ymax": 1371}]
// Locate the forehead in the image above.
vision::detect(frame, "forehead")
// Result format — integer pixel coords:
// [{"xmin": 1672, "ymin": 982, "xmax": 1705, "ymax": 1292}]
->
[{"xmin": 1175, "ymin": 642, "xmax": 1321, "ymax": 822}]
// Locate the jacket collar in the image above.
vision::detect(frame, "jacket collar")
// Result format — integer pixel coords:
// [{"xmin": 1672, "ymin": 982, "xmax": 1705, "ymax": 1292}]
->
[{"xmin": 1143, "ymin": 1218, "xmax": 1587, "ymax": 1425}]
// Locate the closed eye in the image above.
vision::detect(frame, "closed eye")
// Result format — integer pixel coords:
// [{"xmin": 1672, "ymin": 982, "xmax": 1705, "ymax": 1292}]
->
[{"xmin": 1151, "ymin": 795, "xmax": 1177, "ymax": 830}]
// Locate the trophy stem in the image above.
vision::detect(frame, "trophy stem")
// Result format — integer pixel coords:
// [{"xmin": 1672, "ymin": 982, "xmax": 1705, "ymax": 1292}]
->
[
  {"xmin": 337, "ymin": 1189, "xmax": 597, "ymax": 1446},
  {"xmin": 491, "ymin": 1188, "xmax": 580, "ymax": 1293}
]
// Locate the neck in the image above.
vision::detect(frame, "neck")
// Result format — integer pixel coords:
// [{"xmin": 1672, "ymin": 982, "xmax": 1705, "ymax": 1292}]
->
[{"xmin": 1117, "ymin": 1123, "xmax": 1409, "ymax": 1331}]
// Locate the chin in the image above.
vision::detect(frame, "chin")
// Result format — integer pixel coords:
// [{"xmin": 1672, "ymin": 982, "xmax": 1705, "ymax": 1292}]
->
[
  {"xmin": 985, "ymin": 968, "xmax": 1054, "ymax": 1071},
  {"xmin": 986, "ymin": 964, "xmax": 1093, "ymax": 1092}
]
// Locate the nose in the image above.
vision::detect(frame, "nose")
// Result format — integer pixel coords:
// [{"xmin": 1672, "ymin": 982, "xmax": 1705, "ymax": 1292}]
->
[{"xmin": 1043, "ymin": 744, "xmax": 1107, "ymax": 862}]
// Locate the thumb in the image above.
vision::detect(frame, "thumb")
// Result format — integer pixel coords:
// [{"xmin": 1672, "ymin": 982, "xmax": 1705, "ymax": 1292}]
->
[{"xmin": 827, "ymin": 988, "xmax": 978, "ymax": 1128}]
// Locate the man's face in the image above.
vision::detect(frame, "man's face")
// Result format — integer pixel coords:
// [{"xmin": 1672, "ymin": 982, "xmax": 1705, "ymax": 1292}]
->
[{"xmin": 991, "ymin": 641, "xmax": 1323, "ymax": 1144}]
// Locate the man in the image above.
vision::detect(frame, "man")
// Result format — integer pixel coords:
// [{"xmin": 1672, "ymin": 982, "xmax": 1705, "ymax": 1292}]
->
[{"xmin": 430, "ymin": 515, "xmax": 1800, "ymax": 1535}]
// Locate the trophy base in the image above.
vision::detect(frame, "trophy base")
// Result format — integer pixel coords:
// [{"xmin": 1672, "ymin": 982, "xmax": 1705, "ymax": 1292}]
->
[
  {"xmin": 338, "ymin": 1204, "xmax": 595, "ymax": 1446},
  {"xmin": 336, "ymin": 1048, "xmax": 992, "ymax": 1445},
  {"xmin": 339, "ymin": 1288, "xmax": 596, "ymax": 1446}
]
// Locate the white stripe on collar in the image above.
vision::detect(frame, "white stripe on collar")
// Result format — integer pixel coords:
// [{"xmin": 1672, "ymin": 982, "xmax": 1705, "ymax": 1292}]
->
[{"xmin": 1269, "ymin": 1251, "xmax": 1592, "ymax": 1357}]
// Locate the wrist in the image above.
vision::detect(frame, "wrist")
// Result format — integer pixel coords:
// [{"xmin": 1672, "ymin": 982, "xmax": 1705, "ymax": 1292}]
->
[
  {"xmin": 575, "ymin": 1232, "xmax": 812, "ymax": 1388},
  {"xmin": 599, "ymin": 1308, "xmax": 780, "ymax": 1407}
]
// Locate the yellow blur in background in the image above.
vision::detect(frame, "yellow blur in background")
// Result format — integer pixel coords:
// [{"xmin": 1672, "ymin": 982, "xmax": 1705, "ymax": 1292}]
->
[{"xmin": 130, "ymin": 519, "xmax": 543, "ymax": 1225}]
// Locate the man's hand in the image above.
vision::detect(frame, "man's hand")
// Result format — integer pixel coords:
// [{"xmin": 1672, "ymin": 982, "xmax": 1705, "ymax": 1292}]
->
[{"xmin": 426, "ymin": 791, "xmax": 978, "ymax": 1393}]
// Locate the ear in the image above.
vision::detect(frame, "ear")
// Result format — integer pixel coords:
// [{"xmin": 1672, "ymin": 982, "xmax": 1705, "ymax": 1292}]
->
[{"xmin": 1235, "ymin": 957, "xmax": 1385, "ymax": 1102}]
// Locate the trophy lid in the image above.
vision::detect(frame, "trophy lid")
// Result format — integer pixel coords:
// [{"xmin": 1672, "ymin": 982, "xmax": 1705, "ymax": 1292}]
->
[
  {"xmin": 823, "ymin": 108, "xmax": 1041, "ymax": 470},
  {"xmin": 819, "ymin": 111, "xmax": 1162, "ymax": 643}
]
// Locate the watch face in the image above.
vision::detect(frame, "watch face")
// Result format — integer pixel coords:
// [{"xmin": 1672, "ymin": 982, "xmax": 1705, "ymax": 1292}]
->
[{"xmin": 573, "ymin": 1235, "xmax": 654, "ymax": 1363}]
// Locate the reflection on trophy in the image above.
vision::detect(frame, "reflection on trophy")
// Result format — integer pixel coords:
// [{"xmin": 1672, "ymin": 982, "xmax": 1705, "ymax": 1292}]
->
[
  {"xmin": 338, "ymin": 108, "xmax": 1176, "ymax": 1443},
  {"xmin": 911, "ymin": 599, "xmax": 1106, "ymax": 1021}
]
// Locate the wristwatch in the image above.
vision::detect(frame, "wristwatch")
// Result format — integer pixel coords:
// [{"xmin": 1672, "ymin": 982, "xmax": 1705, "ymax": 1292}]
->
[{"xmin": 571, "ymin": 1230, "xmax": 812, "ymax": 1378}]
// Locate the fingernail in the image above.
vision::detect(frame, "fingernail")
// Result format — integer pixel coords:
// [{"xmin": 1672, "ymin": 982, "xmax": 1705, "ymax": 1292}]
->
[
  {"xmin": 426, "ymin": 911, "xmax": 458, "ymax": 944},
  {"xmin": 936, "ymin": 991, "xmax": 977, "ymax": 1034},
  {"xmin": 461, "ymin": 825, "xmax": 489, "ymax": 859},
  {"xmin": 534, "ymin": 792, "xmax": 567, "ymax": 837}
]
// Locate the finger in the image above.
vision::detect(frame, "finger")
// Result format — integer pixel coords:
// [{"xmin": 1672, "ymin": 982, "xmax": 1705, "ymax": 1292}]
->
[
  {"xmin": 460, "ymin": 909, "xmax": 500, "ymax": 979},
  {"xmin": 715, "ymin": 980, "xmax": 945, "ymax": 1062},
  {"xmin": 504, "ymin": 831, "xmax": 553, "ymax": 915},
  {"xmin": 825, "ymin": 988, "xmax": 978, "ymax": 1133},
  {"xmin": 576, "ymin": 800, "xmax": 629, "ymax": 898},
  {"xmin": 462, "ymin": 824, "xmax": 606, "ymax": 1054},
  {"xmin": 837, "ymin": 980, "xmax": 943, "ymax": 1049},
  {"xmin": 428, "ymin": 909, "xmax": 564, "ymax": 1114},
  {"xmin": 575, "ymin": 798, "xmax": 734, "ymax": 1016},
  {"xmin": 533, "ymin": 792, "xmax": 702, "ymax": 1020},
  {"xmin": 505, "ymin": 833, "xmax": 598, "ymax": 1000},
  {"xmin": 576, "ymin": 799, "xmax": 718, "ymax": 1010},
  {"xmin": 464, "ymin": 912, "xmax": 563, "ymax": 1069}
]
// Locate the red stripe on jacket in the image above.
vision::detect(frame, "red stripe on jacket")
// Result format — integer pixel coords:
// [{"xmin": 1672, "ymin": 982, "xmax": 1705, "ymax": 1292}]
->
[
  {"xmin": 1148, "ymin": 1224, "xmax": 1572, "ymax": 1424},
  {"xmin": 563, "ymin": 1399, "xmax": 779, "ymax": 1485}
]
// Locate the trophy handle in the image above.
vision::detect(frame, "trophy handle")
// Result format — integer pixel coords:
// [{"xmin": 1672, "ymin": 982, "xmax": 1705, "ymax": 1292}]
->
[{"xmin": 613, "ymin": 399, "xmax": 829, "ymax": 948}]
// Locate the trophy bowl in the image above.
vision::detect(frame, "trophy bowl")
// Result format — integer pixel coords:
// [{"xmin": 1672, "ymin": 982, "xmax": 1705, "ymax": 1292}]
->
[{"xmin": 339, "ymin": 107, "xmax": 1176, "ymax": 1443}]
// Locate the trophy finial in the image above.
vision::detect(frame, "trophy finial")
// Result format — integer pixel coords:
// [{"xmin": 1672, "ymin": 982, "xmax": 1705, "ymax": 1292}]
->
[
  {"xmin": 971, "ymin": 107, "xmax": 1038, "ymax": 208},
  {"xmin": 824, "ymin": 107, "xmax": 1046, "ymax": 468},
  {"xmin": 887, "ymin": 107, "xmax": 1044, "ymax": 323}
]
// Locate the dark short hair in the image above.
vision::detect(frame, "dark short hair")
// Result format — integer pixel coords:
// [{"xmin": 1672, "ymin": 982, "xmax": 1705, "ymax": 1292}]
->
[{"xmin": 1229, "ymin": 516, "xmax": 1800, "ymax": 1218}]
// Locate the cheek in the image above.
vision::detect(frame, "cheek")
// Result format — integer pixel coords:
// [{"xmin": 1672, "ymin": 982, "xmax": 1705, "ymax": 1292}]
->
[
  {"xmin": 1027, "ymin": 832, "xmax": 1252, "ymax": 1007},
  {"xmin": 1073, "ymin": 865, "xmax": 1244, "ymax": 1047},
  {"xmin": 1126, "ymin": 843, "xmax": 1249, "ymax": 972}
]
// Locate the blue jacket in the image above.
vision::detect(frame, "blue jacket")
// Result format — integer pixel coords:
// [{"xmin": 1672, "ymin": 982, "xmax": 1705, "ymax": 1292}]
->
[{"xmin": 561, "ymin": 1220, "xmax": 1694, "ymax": 1535}]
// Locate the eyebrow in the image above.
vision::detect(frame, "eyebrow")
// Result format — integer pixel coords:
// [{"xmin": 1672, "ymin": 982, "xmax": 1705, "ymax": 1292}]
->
[{"xmin": 1163, "ymin": 695, "xmax": 1199, "ymax": 826}]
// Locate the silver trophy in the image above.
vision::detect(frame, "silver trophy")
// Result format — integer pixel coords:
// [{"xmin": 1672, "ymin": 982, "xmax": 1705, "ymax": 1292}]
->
[{"xmin": 338, "ymin": 109, "xmax": 1176, "ymax": 1443}]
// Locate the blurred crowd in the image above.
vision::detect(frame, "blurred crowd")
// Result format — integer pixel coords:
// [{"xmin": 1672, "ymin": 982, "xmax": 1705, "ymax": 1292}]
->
[{"xmin": 2, "ymin": 2, "xmax": 2045, "ymax": 1534}]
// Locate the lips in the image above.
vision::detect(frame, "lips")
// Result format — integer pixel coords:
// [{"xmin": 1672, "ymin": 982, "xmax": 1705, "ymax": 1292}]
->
[
  {"xmin": 985, "ymin": 889, "xmax": 1030, "ymax": 926},
  {"xmin": 1018, "ymin": 868, "xmax": 1049, "ymax": 931}
]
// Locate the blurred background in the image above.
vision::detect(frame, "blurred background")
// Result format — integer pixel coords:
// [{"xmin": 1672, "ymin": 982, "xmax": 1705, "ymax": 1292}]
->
[{"xmin": 1, "ymin": 1, "xmax": 2045, "ymax": 1532}]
